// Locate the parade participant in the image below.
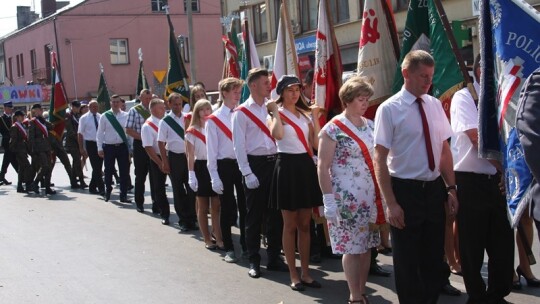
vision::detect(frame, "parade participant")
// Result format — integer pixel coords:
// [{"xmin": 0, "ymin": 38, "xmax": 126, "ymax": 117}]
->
[
  {"xmin": 78, "ymin": 100, "xmax": 104, "ymax": 195},
  {"xmin": 65, "ymin": 100, "xmax": 87, "ymax": 189},
  {"xmin": 9, "ymin": 110, "xmax": 33, "ymax": 193},
  {"xmin": 185, "ymin": 99, "xmax": 223, "ymax": 248},
  {"xmin": 450, "ymin": 54, "xmax": 514, "ymax": 303},
  {"xmin": 158, "ymin": 93, "xmax": 196, "ymax": 228},
  {"xmin": 268, "ymin": 75, "xmax": 322, "ymax": 291},
  {"xmin": 206, "ymin": 77, "xmax": 246, "ymax": 263},
  {"xmin": 126, "ymin": 89, "xmax": 157, "ymax": 213},
  {"xmin": 188, "ymin": 84, "xmax": 207, "ymax": 112},
  {"xmin": 374, "ymin": 50, "xmax": 458, "ymax": 304},
  {"xmin": 143, "ymin": 98, "xmax": 169, "ymax": 224},
  {"xmin": 318, "ymin": 76, "xmax": 381, "ymax": 303},
  {"xmin": 0, "ymin": 101, "xmax": 18, "ymax": 185},
  {"xmin": 302, "ymin": 69, "xmax": 314, "ymax": 105},
  {"xmin": 28, "ymin": 103, "xmax": 56, "ymax": 195},
  {"xmin": 232, "ymin": 68, "xmax": 287, "ymax": 278},
  {"xmin": 96, "ymin": 95, "xmax": 130, "ymax": 203}
]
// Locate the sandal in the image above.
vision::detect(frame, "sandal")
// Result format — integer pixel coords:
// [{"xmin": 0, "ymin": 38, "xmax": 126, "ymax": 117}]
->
[{"xmin": 347, "ymin": 295, "xmax": 369, "ymax": 304}]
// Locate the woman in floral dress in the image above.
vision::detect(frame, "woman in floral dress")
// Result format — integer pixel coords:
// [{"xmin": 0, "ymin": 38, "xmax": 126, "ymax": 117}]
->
[{"xmin": 318, "ymin": 76, "xmax": 382, "ymax": 304}]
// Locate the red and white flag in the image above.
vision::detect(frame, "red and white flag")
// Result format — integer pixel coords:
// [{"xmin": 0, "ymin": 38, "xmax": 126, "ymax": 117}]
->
[
  {"xmin": 222, "ymin": 35, "xmax": 240, "ymax": 78},
  {"xmin": 270, "ymin": 2, "xmax": 300, "ymax": 100},
  {"xmin": 314, "ymin": 0, "xmax": 343, "ymax": 125},
  {"xmin": 357, "ymin": 0, "xmax": 399, "ymax": 119}
]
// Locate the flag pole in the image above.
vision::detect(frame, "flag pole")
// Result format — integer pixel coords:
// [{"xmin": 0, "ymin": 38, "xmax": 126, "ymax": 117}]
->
[
  {"xmin": 381, "ymin": 0, "xmax": 400, "ymax": 59},
  {"xmin": 281, "ymin": 0, "xmax": 300, "ymax": 76},
  {"xmin": 433, "ymin": 0, "xmax": 477, "ymax": 100},
  {"xmin": 324, "ymin": 0, "xmax": 342, "ymax": 89}
]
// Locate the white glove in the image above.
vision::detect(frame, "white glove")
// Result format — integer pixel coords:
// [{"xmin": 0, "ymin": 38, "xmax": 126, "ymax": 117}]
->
[
  {"xmin": 312, "ymin": 155, "xmax": 318, "ymax": 166},
  {"xmin": 211, "ymin": 178, "xmax": 224, "ymax": 195},
  {"xmin": 323, "ymin": 193, "xmax": 340, "ymax": 225},
  {"xmin": 188, "ymin": 171, "xmax": 198, "ymax": 192},
  {"xmin": 244, "ymin": 173, "xmax": 260, "ymax": 189}
]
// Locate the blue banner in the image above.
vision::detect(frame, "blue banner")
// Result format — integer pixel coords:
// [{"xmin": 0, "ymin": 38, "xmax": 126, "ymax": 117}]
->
[
  {"xmin": 295, "ymin": 35, "xmax": 316, "ymax": 55},
  {"xmin": 0, "ymin": 85, "xmax": 44, "ymax": 103},
  {"xmin": 479, "ymin": 0, "xmax": 540, "ymax": 227}
]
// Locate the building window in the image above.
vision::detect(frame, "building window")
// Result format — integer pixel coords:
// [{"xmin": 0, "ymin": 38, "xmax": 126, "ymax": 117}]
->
[
  {"xmin": 0, "ymin": 62, "xmax": 4, "ymax": 84},
  {"xmin": 30, "ymin": 49, "xmax": 37, "ymax": 71},
  {"xmin": 110, "ymin": 39, "xmax": 129, "ymax": 65},
  {"xmin": 253, "ymin": 2, "xmax": 268, "ymax": 43},
  {"xmin": 183, "ymin": 0, "xmax": 200, "ymax": 13},
  {"xmin": 8, "ymin": 57, "xmax": 13, "ymax": 81},
  {"xmin": 151, "ymin": 0, "xmax": 167, "ymax": 12},
  {"xmin": 392, "ymin": 0, "xmax": 409, "ymax": 12},
  {"xmin": 16, "ymin": 54, "xmax": 21, "ymax": 78},
  {"xmin": 301, "ymin": 0, "xmax": 318, "ymax": 32},
  {"xmin": 20, "ymin": 53, "xmax": 24, "ymax": 77},
  {"xmin": 329, "ymin": 0, "xmax": 350, "ymax": 24}
]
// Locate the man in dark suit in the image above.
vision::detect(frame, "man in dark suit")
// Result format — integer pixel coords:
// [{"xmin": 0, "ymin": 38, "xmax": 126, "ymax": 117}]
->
[
  {"xmin": 29, "ymin": 103, "xmax": 56, "ymax": 195},
  {"xmin": 9, "ymin": 110, "xmax": 34, "ymax": 193},
  {"xmin": 65, "ymin": 100, "xmax": 87, "ymax": 189},
  {"xmin": 516, "ymin": 67, "xmax": 540, "ymax": 240},
  {"xmin": 0, "ymin": 101, "xmax": 19, "ymax": 185}
]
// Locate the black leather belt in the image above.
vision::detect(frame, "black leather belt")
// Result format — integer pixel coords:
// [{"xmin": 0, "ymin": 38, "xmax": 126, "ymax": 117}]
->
[{"xmin": 248, "ymin": 154, "xmax": 277, "ymax": 162}]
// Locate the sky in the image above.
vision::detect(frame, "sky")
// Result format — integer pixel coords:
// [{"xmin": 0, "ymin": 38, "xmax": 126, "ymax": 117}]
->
[{"xmin": 0, "ymin": 0, "xmax": 84, "ymax": 37}]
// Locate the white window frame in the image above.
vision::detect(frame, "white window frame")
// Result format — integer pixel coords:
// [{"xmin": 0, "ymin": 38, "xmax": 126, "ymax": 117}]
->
[{"xmin": 110, "ymin": 39, "xmax": 130, "ymax": 65}]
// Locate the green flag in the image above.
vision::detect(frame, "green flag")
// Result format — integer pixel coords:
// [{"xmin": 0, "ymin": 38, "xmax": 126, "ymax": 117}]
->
[
  {"xmin": 136, "ymin": 59, "xmax": 149, "ymax": 98},
  {"xmin": 392, "ymin": 0, "xmax": 465, "ymax": 116},
  {"xmin": 165, "ymin": 12, "xmax": 190, "ymax": 103},
  {"xmin": 240, "ymin": 19, "xmax": 251, "ymax": 104},
  {"xmin": 97, "ymin": 68, "xmax": 111, "ymax": 113}
]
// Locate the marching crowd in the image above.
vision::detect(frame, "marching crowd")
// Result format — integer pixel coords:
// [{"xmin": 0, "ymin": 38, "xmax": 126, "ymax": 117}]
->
[{"xmin": 1, "ymin": 50, "xmax": 540, "ymax": 304}]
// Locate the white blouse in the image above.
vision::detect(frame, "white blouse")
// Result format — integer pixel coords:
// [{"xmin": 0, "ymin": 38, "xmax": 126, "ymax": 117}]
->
[{"xmin": 276, "ymin": 108, "xmax": 311, "ymax": 154}]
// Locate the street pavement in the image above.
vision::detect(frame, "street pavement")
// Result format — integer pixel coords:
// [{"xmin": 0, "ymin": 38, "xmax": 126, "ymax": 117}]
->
[{"xmin": 1, "ymin": 157, "xmax": 539, "ymax": 303}]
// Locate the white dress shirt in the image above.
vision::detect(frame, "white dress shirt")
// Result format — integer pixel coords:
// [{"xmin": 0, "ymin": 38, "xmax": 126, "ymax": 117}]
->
[
  {"xmin": 185, "ymin": 126, "xmax": 207, "ymax": 160},
  {"xmin": 277, "ymin": 108, "xmax": 311, "ymax": 154},
  {"xmin": 374, "ymin": 88, "xmax": 453, "ymax": 181},
  {"xmin": 206, "ymin": 104, "xmax": 236, "ymax": 181},
  {"xmin": 141, "ymin": 116, "xmax": 162, "ymax": 155},
  {"xmin": 450, "ymin": 82, "xmax": 496, "ymax": 175},
  {"xmin": 78, "ymin": 112, "xmax": 100, "ymax": 141},
  {"xmin": 96, "ymin": 110, "xmax": 128, "ymax": 151},
  {"xmin": 157, "ymin": 112, "xmax": 186, "ymax": 154},
  {"xmin": 232, "ymin": 97, "xmax": 277, "ymax": 176}
]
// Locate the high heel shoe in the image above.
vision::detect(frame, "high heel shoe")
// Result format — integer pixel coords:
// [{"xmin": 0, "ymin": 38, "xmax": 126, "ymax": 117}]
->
[{"xmin": 516, "ymin": 267, "xmax": 540, "ymax": 287}]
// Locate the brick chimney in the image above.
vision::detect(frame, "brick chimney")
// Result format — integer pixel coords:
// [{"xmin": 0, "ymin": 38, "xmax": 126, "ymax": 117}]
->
[{"xmin": 41, "ymin": 0, "xmax": 56, "ymax": 18}]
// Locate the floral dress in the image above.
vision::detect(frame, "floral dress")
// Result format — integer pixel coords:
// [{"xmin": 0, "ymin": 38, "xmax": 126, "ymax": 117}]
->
[{"xmin": 320, "ymin": 114, "xmax": 380, "ymax": 254}]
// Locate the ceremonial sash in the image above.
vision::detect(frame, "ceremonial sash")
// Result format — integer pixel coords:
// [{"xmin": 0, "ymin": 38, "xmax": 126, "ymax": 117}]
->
[
  {"xmin": 236, "ymin": 106, "xmax": 275, "ymax": 144},
  {"xmin": 134, "ymin": 104, "xmax": 150, "ymax": 120},
  {"xmin": 208, "ymin": 115, "xmax": 232, "ymax": 140},
  {"xmin": 14, "ymin": 122, "xmax": 28, "ymax": 141},
  {"xmin": 184, "ymin": 112, "xmax": 193, "ymax": 121},
  {"xmin": 104, "ymin": 110, "xmax": 128, "ymax": 146},
  {"xmin": 331, "ymin": 118, "xmax": 385, "ymax": 225},
  {"xmin": 32, "ymin": 118, "xmax": 48, "ymax": 138},
  {"xmin": 278, "ymin": 111, "xmax": 314, "ymax": 158},
  {"xmin": 163, "ymin": 115, "xmax": 185, "ymax": 140},
  {"xmin": 187, "ymin": 127, "xmax": 206, "ymax": 144},
  {"xmin": 145, "ymin": 120, "xmax": 159, "ymax": 133}
]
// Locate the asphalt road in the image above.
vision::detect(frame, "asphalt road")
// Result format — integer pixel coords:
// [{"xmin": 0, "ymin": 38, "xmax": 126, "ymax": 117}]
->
[{"xmin": 1, "ymin": 156, "xmax": 539, "ymax": 303}]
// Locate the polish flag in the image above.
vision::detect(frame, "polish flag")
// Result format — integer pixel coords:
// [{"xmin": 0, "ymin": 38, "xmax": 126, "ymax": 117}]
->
[{"xmin": 314, "ymin": 0, "xmax": 343, "ymax": 125}]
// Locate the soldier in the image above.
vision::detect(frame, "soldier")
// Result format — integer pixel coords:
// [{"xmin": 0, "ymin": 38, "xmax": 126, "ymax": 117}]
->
[
  {"xmin": 9, "ymin": 110, "xmax": 34, "ymax": 193},
  {"xmin": 28, "ymin": 103, "xmax": 56, "ymax": 195},
  {"xmin": 65, "ymin": 100, "xmax": 87, "ymax": 189},
  {"xmin": 0, "ymin": 100, "xmax": 19, "ymax": 185}
]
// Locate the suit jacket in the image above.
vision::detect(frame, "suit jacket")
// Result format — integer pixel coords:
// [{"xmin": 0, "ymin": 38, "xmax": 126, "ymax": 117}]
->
[
  {"xmin": 516, "ymin": 67, "xmax": 540, "ymax": 221},
  {"xmin": 28, "ymin": 117, "xmax": 52, "ymax": 153},
  {"xmin": 64, "ymin": 112, "xmax": 80, "ymax": 152},
  {"xmin": 0, "ymin": 113, "xmax": 12, "ymax": 147},
  {"xmin": 9, "ymin": 124, "xmax": 29, "ymax": 154}
]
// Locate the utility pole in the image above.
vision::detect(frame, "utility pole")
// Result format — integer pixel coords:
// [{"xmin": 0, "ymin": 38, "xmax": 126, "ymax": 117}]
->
[{"xmin": 186, "ymin": 0, "xmax": 196, "ymax": 83}]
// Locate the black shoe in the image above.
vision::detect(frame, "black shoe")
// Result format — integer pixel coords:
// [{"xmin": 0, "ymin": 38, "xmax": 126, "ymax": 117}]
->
[
  {"xmin": 45, "ymin": 188, "xmax": 57, "ymax": 195},
  {"xmin": 440, "ymin": 283, "xmax": 461, "ymax": 296},
  {"xmin": 17, "ymin": 187, "xmax": 27, "ymax": 193},
  {"xmin": 301, "ymin": 279, "xmax": 322, "ymax": 288},
  {"xmin": 187, "ymin": 221, "xmax": 199, "ymax": 231},
  {"xmin": 161, "ymin": 218, "xmax": 170, "ymax": 225},
  {"xmin": 517, "ymin": 266, "xmax": 540, "ymax": 287},
  {"xmin": 290, "ymin": 282, "xmax": 305, "ymax": 291},
  {"xmin": 267, "ymin": 259, "xmax": 289, "ymax": 272},
  {"xmin": 120, "ymin": 196, "xmax": 131, "ymax": 203},
  {"xmin": 369, "ymin": 265, "xmax": 392, "ymax": 277},
  {"xmin": 248, "ymin": 263, "xmax": 261, "ymax": 278},
  {"xmin": 104, "ymin": 190, "xmax": 112, "ymax": 202},
  {"xmin": 178, "ymin": 223, "xmax": 189, "ymax": 232},
  {"xmin": 79, "ymin": 182, "xmax": 88, "ymax": 189},
  {"xmin": 89, "ymin": 189, "xmax": 100, "ymax": 194},
  {"xmin": 71, "ymin": 183, "xmax": 80, "ymax": 189},
  {"xmin": 30, "ymin": 182, "xmax": 40, "ymax": 194},
  {"xmin": 136, "ymin": 206, "xmax": 144, "ymax": 213},
  {"xmin": 2, "ymin": 178, "xmax": 12, "ymax": 185}
]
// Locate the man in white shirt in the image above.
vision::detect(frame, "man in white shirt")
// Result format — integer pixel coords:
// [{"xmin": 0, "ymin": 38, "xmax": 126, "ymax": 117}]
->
[
  {"xmin": 78, "ymin": 100, "xmax": 104, "ymax": 195},
  {"xmin": 451, "ymin": 54, "xmax": 513, "ymax": 303},
  {"xmin": 206, "ymin": 77, "xmax": 246, "ymax": 264},
  {"xmin": 232, "ymin": 68, "xmax": 287, "ymax": 278},
  {"xmin": 96, "ymin": 95, "xmax": 130, "ymax": 203},
  {"xmin": 142, "ymin": 98, "xmax": 170, "ymax": 225},
  {"xmin": 374, "ymin": 50, "xmax": 458, "ymax": 304}
]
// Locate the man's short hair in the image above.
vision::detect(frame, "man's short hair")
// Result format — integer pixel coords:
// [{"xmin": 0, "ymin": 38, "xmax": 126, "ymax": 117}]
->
[
  {"xmin": 149, "ymin": 98, "xmax": 165, "ymax": 109},
  {"xmin": 304, "ymin": 69, "xmax": 314, "ymax": 84},
  {"xmin": 219, "ymin": 77, "xmax": 244, "ymax": 92},
  {"xmin": 140, "ymin": 89, "xmax": 151, "ymax": 96},
  {"xmin": 246, "ymin": 68, "xmax": 269, "ymax": 85},
  {"xmin": 111, "ymin": 94, "xmax": 120, "ymax": 100},
  {"xmin": 168, "ymin": 92, "xmax": 183, "ymax": 103},
  {"xmin": 402, "ymin": 50, "xmax": 435, "ymax": 72}
]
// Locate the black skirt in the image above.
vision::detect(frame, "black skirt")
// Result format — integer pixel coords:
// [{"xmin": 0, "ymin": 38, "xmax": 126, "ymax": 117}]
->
[
  {"xmin": 195, "ymin": 159, "xmax": 217, "ymax": 197},
  {"xmin": 269, "ymin": 153, "xmax": 323, "ymax": 211}
]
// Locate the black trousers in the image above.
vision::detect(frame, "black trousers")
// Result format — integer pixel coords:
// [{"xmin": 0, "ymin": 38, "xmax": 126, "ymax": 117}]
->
[
  {"xmin": 244, "ymin": 154, "xmax": 282, "ymax": 264},
  {"xmin": 1, "ymin": 143, "xmax": 18, "ymax": 177},
  {"xmin": 15, "ymin": 151, "xmax": 33, "ymax": 185},
  {"xmin": 68, "ymin": 148, "xmax": 85, "ymax": 184},
  {"xmin": 217, "ymin": 159, "xmax": 246, "ymax": 252},
  {"xmin": 33, "ymin": 151, "xmax": 52, "ymax": 188},
  {"xmin": 103, "ymin": 143, "xmax": 129, "ymax": 196},
  {"xmin": 456, "ymin": 172, "xmax": 514, "ymax": 303},
  {"xmin": 86, "ymin": 140, "xmax": 104, "ymax": 192},
  {"xmin": 390, "ymin": 177, "xmax": 447, "ymax": 304},
  {"xmin": 133, "ymin": 139, "xmax": 155, "ymax": 206},
  {"xmin": 167, "ymin": 151, "xmax": 195, "ymax": 223},
  {"xmin": 149, "ymin": 158, "xmax": 169, "ymax": 219}
]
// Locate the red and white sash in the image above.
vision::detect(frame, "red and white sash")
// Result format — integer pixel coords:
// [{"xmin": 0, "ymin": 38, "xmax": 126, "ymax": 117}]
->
[
  {"xmin": 187, "ymin": 127, "xmax": 206, "ymax": 144},
  {"xmin": 207, "ymin": 114, "xmax": 232, "ymax": 140},
  {"xmin": 32, "ymin": 118, "xmax": 48, "ymax": 138},
  {"xmin": 145, "ymin": 119, "xmax": 159, "ymax": 133},
  {"xmin": 14, "ymin": 121, "xmax": 28, "ymax": 141},
  {"xmin": 278, "ymin": 110, "xmax": 313, "ymax": 158},
  {"xmin": 236, "ymin": 106, "xmax": 275, "ymax": 144}
]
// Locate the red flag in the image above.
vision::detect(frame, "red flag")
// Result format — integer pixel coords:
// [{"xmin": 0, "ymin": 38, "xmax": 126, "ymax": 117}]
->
[
  {"xmin": 222, "ymin": 35, "xmax": 240, "ymax": 78},
  {"xmin": 48, "ymin": 52, "xmax": 68, "ymax": 140},
  {"xmin": 313, "ymin": 0, "xmax": 343, "ymax": 125}
]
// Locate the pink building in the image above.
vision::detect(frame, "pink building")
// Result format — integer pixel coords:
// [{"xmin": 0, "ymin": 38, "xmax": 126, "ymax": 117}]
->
[{"xmin": 1, "ymin": 0, "xmax": 224, "ymax": 104}]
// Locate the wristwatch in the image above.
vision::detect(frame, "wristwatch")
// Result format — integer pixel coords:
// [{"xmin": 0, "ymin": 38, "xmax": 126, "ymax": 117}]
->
[{"xmin": 446, "ymin": 185, "xmax": 458, "ymax": 192}]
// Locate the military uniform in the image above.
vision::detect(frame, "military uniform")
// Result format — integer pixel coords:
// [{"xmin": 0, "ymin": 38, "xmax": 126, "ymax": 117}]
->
[
  {"xmin": 9, "ymin": 120, "xmax": 33, "ymax": 192},
  {"xmin": 29, "ymin": 116, "xmax": 55, "ymax": 194},
  {"xmin": 65, "ymin": 111, "xmax": 86, "ymax": 187},
  {"xmin": 0, "ymin": 108, "xmax": 19, "ymax": 184}
]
